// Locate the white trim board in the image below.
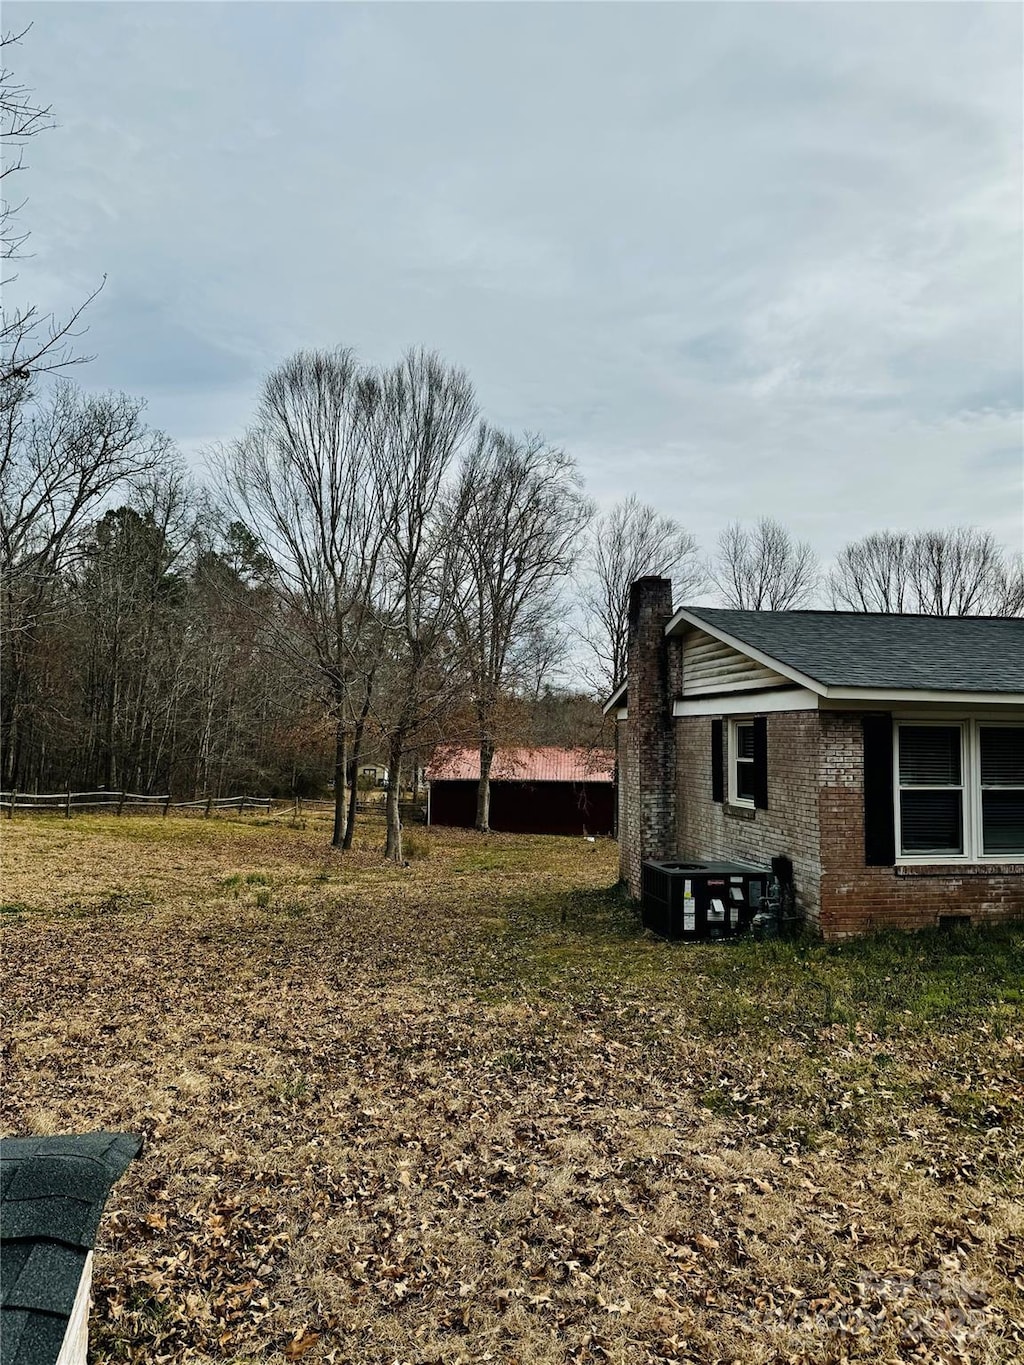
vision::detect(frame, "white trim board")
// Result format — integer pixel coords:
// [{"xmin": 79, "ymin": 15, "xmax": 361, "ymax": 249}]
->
[
  {"xmin": 673, "ymin": 688, "xmax": 819, "ymax": 717},
  {"xmin": 602, "ymin": 680, "xmax": 628, "ymax": 715},
  {"xmin": 57, "ymin": 1252, "xmax": 92, "ymax": 1365}
]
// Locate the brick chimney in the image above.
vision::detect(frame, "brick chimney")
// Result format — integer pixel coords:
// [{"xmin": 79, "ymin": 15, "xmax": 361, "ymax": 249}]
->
[{"xmin": 621, "ymin": 576, "xmax": 677, "ymax": 897}]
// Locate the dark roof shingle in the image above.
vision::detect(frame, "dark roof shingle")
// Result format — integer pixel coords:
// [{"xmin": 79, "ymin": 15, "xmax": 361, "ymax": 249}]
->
[
  {"xmin": 678, "ymin": 607, "xmax": 1024, "ymax": 694},
  {"xmin": 1, "ymin": 1131, "xmax": 141, "ymax": 1365}
]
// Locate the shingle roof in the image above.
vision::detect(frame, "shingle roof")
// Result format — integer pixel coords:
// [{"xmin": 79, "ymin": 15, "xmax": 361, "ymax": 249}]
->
[
  {"xmin": 676, "ymin": 607, "xmax": 1024, "ymax": 693},
  {"xmin": 426, "ymin": 746, "xmax": 615, "ymax": 783},
  {"xmin": 1, "ymin": 1131, "xmax": 141, "ymax": 1365}
]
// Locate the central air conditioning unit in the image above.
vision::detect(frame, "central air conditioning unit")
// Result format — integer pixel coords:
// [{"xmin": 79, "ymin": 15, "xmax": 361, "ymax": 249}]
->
[{"xmin": 641, "ymin": 859, "xmax": 772, "ymax": 941}]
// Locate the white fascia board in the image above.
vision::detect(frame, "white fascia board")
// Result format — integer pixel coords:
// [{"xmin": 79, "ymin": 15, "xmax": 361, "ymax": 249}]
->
[
  {"xmin": 673, "ymin": 688, "xmax": 820, "ymax": 717},
  {"xmin": 601, "ymin": 680, "xmax": 628, "ymax": 715},
  {"xmin": 57, "ymin": 1252, "xmax": 92, "ymax": 1365},
  {"xmin": 818, "ymin": 689, "xmax": 1024, "ymax": 707},
  {"xmin": 664, "ymin": 609, "xmax": 827, "ymax": 695}
]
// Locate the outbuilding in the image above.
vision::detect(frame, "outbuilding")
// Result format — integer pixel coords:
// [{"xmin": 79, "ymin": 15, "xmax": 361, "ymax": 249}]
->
[
  {"xmin": 610, "ymin": 577, "xmax": 1024, "ymax": 939},
  {"xmin": 426, "ymin": 746, "xmax": 615, "ymax": 836}
]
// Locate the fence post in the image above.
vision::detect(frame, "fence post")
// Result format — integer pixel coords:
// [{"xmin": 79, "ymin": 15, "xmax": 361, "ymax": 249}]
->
[
  {"xmin": 163, "ymin": 794, "xmax": 172, "ymax": 818},
  {"xmin": 205, "ymin": 795, "xmax": 213, "ymax": 818},
  {"xmin": 239, "ymin": 796, "xmax": 246, "ymax": 816},
  {"xmin": 66, "ymin": 789, "xmax": 72, "ymax": 819},
  {"xmin": 9, "ymin": 790, "xmax": 16, "ymax": 819},
  {"xmin": 117, "ymin": 790, "xmax": 126, "ymax": 817}
]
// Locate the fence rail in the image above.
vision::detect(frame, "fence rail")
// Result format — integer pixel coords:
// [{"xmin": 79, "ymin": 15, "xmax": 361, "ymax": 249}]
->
[
  {"xmin": 0, "ymin": 791, "xmax": 425, "ymax": 822},
  {"xmin": 0, "ymin": 790, "xmax": 273, "ymax": 819}
]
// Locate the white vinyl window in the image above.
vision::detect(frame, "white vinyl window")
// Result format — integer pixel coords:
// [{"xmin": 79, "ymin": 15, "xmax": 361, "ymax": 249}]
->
[
  {"xmin": 895, "ymin": 721, "xmax": 1024, "ymax": 861},
  {"xmin": 729, "ymin": 719, "xmax": 756, "ymax": 807}
]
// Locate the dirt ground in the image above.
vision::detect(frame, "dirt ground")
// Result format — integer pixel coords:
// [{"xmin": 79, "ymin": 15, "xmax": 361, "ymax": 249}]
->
[{"xmin": 1, "ymin": 812, "xmax": 1022, "ymax": 1364}]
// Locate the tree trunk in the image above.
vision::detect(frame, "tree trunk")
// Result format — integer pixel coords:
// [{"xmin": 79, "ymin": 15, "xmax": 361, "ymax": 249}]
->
[
  {"xmin": 385, "ymin": 736, "xmax": 404, "ymax": 862},
  {"xmin": 475, "ymin": 732, "xmax": 494, "ymax": 833},
  {"xmin": 344, "ymin": 720, "xmax": 363, "ymax": 850},
  {"xmin": 331, "ymin": 719, "xmax": 348, "ymax": 848},
  {"xmin": 344, "ymin": 682, "xmax": 374, "ymax": 850}
]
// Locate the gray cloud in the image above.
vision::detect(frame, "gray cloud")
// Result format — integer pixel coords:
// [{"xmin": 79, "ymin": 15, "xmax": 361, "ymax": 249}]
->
[{"xmin": 9, "ymin": 0, "xmax": 1022, "ymax": 558}]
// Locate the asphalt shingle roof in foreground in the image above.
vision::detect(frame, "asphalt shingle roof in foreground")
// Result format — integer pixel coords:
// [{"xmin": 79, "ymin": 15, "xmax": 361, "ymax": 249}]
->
[
  {"xmin": 678, "ymin": 607, "xmax": 1024, "ymax": 694},
  {"xmin": 1, "ymin": 1131, "xmax": 141, "ymax": 1365}
]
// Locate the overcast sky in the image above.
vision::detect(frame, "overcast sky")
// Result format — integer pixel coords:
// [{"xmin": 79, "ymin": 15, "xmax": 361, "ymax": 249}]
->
[{"xmin": 8, "ymin": 1, "xmax": 1024, "ymax": 565}]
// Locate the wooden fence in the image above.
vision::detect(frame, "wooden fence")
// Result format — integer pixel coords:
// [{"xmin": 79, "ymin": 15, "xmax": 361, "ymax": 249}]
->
[
  {"xmin": 0, "ymin": 790, "xmax": 273, "ymax": 819},
  {"xmin": 0, "ymin": 791, "xmax": 426, "ymax": 822}
]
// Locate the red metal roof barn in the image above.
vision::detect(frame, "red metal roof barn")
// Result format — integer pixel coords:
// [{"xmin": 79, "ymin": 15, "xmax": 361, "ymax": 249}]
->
[{"xmin": 425, "ymin": 746, "xmax": 615, "ymax": 836}]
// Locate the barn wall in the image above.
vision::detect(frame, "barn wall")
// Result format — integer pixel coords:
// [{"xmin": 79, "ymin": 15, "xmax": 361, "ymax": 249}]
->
[{"xmin": 429, "ymin": 781, "xmax": 614, "ymax": 836}]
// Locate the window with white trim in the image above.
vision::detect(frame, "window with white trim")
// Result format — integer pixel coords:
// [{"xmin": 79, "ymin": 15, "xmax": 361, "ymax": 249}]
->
[
  {"xmin": 895, "ymin": 721, "xmax": 1024, "ymax": 860},
  {"xmin": 729, "ymin": 719, "xmax": 756, "ymax": 806}
]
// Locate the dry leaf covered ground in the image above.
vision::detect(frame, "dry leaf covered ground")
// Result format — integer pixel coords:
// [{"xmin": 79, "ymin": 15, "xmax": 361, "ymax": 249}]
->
[{"xmin": 1, "ymin": 813, "xmax": 1022, "ymax": 1365}]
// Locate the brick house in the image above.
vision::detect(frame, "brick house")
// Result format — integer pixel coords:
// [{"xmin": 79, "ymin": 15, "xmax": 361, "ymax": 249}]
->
[{"xmin": 608, "ymin": 577, "xmax": 1024, "ymax": 939}]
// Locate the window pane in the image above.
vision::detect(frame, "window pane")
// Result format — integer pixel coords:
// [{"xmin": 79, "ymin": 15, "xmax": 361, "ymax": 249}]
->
[
  {"xmin": 898, "ymin": 726, "xmax": 961, "ymax": 786},
  {"xmin": 736, "ymin": 724, "xmax": 755, "ymax": 761},
  {"xmin": 900, "ymin": 790, "xmax": 963, "ymax": 855},
  {"xmin": 980, "ymin": 729, "xmax": 1024, "ymax": 787},
  {"xmin": 982, "ymin": 791, "xmax": 1024, "ymax": 856},
  {"xmin": 735, "ymin": 760, "xmax": 756, "ymax": 802}
]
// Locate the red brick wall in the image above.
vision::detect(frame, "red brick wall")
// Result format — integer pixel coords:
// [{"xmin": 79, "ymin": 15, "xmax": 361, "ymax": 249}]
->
[
  {"xmin": 676, "ymin": 710, "xmax": 823, "ymax": 924},
  {"xmin": 818, "ymin": 712, "xmax": 1024, "ymax": 938}
]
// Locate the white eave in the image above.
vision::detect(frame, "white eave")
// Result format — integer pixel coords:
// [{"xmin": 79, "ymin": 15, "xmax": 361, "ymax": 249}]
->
[{"xmin": 602, "ymin": 679, "xmax": 628, "ymax": 716}]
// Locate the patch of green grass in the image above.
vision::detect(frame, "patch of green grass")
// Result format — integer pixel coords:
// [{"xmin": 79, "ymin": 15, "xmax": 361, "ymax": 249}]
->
[{"xmin": 465, "ymin": 883, "xmax": 1024, "ymax": 1038}]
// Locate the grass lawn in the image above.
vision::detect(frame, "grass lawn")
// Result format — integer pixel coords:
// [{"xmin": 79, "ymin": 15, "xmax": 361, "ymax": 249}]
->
[{"xmin": 1, "ymin": 813, "xmax": 1022, "ymax": 1364}]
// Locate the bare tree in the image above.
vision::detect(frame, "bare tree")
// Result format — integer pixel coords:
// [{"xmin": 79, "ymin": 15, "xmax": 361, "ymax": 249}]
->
[
  {"xmin": 450, "ymin": 424, "xmax": 592, "ymax": 831},
  {"xmin": 910, "ymin": 528, "xmax": 1015, "ymax": 616},
  {"xmin": 216, "ymin": 348, "xmax": 384, "ymax": 846},
  {"xmin": 828, "ymin": 531, "xmax": 916, "ymax": 613},
  {"xmin": 830, "ymin": 527, "xmax": 1022, "ymax": 616},
  {"xmin": 581, "ymin": 496, "xmax": 704, "ymax": 693},
  {"xmin": 709, "ymin": 517, "xmax": 818, "ymax": 610},
  {"xmin": 1, "ymin": 27, "xmax": 100, "ymax": 388},
  {"xmin": 997, "ymin": 554, "xmax": 1024, "ymax": 617},
  {"xmin": 0, "ymin": 381, "xmax": 168, "ymax": 785},
  {"xmin": 372, "ymin": 349, "xmax": 477, "ymax": 861}
]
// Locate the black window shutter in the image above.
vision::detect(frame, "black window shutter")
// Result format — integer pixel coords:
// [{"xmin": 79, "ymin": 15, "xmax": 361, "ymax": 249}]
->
[
  {"xmin": 752, "ymin": 715, "xmax": 769, "ymax": 809},
  {"xmin": 862, "ymin": 713, "xmax": 895, "ymax": 866},
  {"xmin": 711, "ymin": 720, "xmax": 724, "ymax": 803}
]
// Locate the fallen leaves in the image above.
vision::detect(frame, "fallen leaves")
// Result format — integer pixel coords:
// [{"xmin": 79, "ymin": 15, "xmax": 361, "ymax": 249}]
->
[{"xmin": 1, "ymin": 815, "xmax": 1022, "ymax": 1364}]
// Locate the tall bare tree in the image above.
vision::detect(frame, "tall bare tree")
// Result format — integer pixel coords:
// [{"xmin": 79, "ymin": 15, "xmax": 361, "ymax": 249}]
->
[
  {"xmin": 709, "ymin": 517, "xmax": 818, "ymax": 610},
  {"xmin": 1, "ymin": 27, "xmax": 100, "ymax": 388},
  {"xmin": 829, "ymin": 527, "xmax": 1023, "ymax": 616},
  {"xmin": 581, "ymin": 495, "xmax": 704, "ymax": 693},
  {"xmin": 372, "ymin": 349, "xmax": 477, "ymax": 860},
  {"xmin": 450, "ymin": 424, "xmax": 592, "ymax": 831},
  {"xmin": 217, "ymin": 348, "xmax": 385, "ymax": 846}
]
